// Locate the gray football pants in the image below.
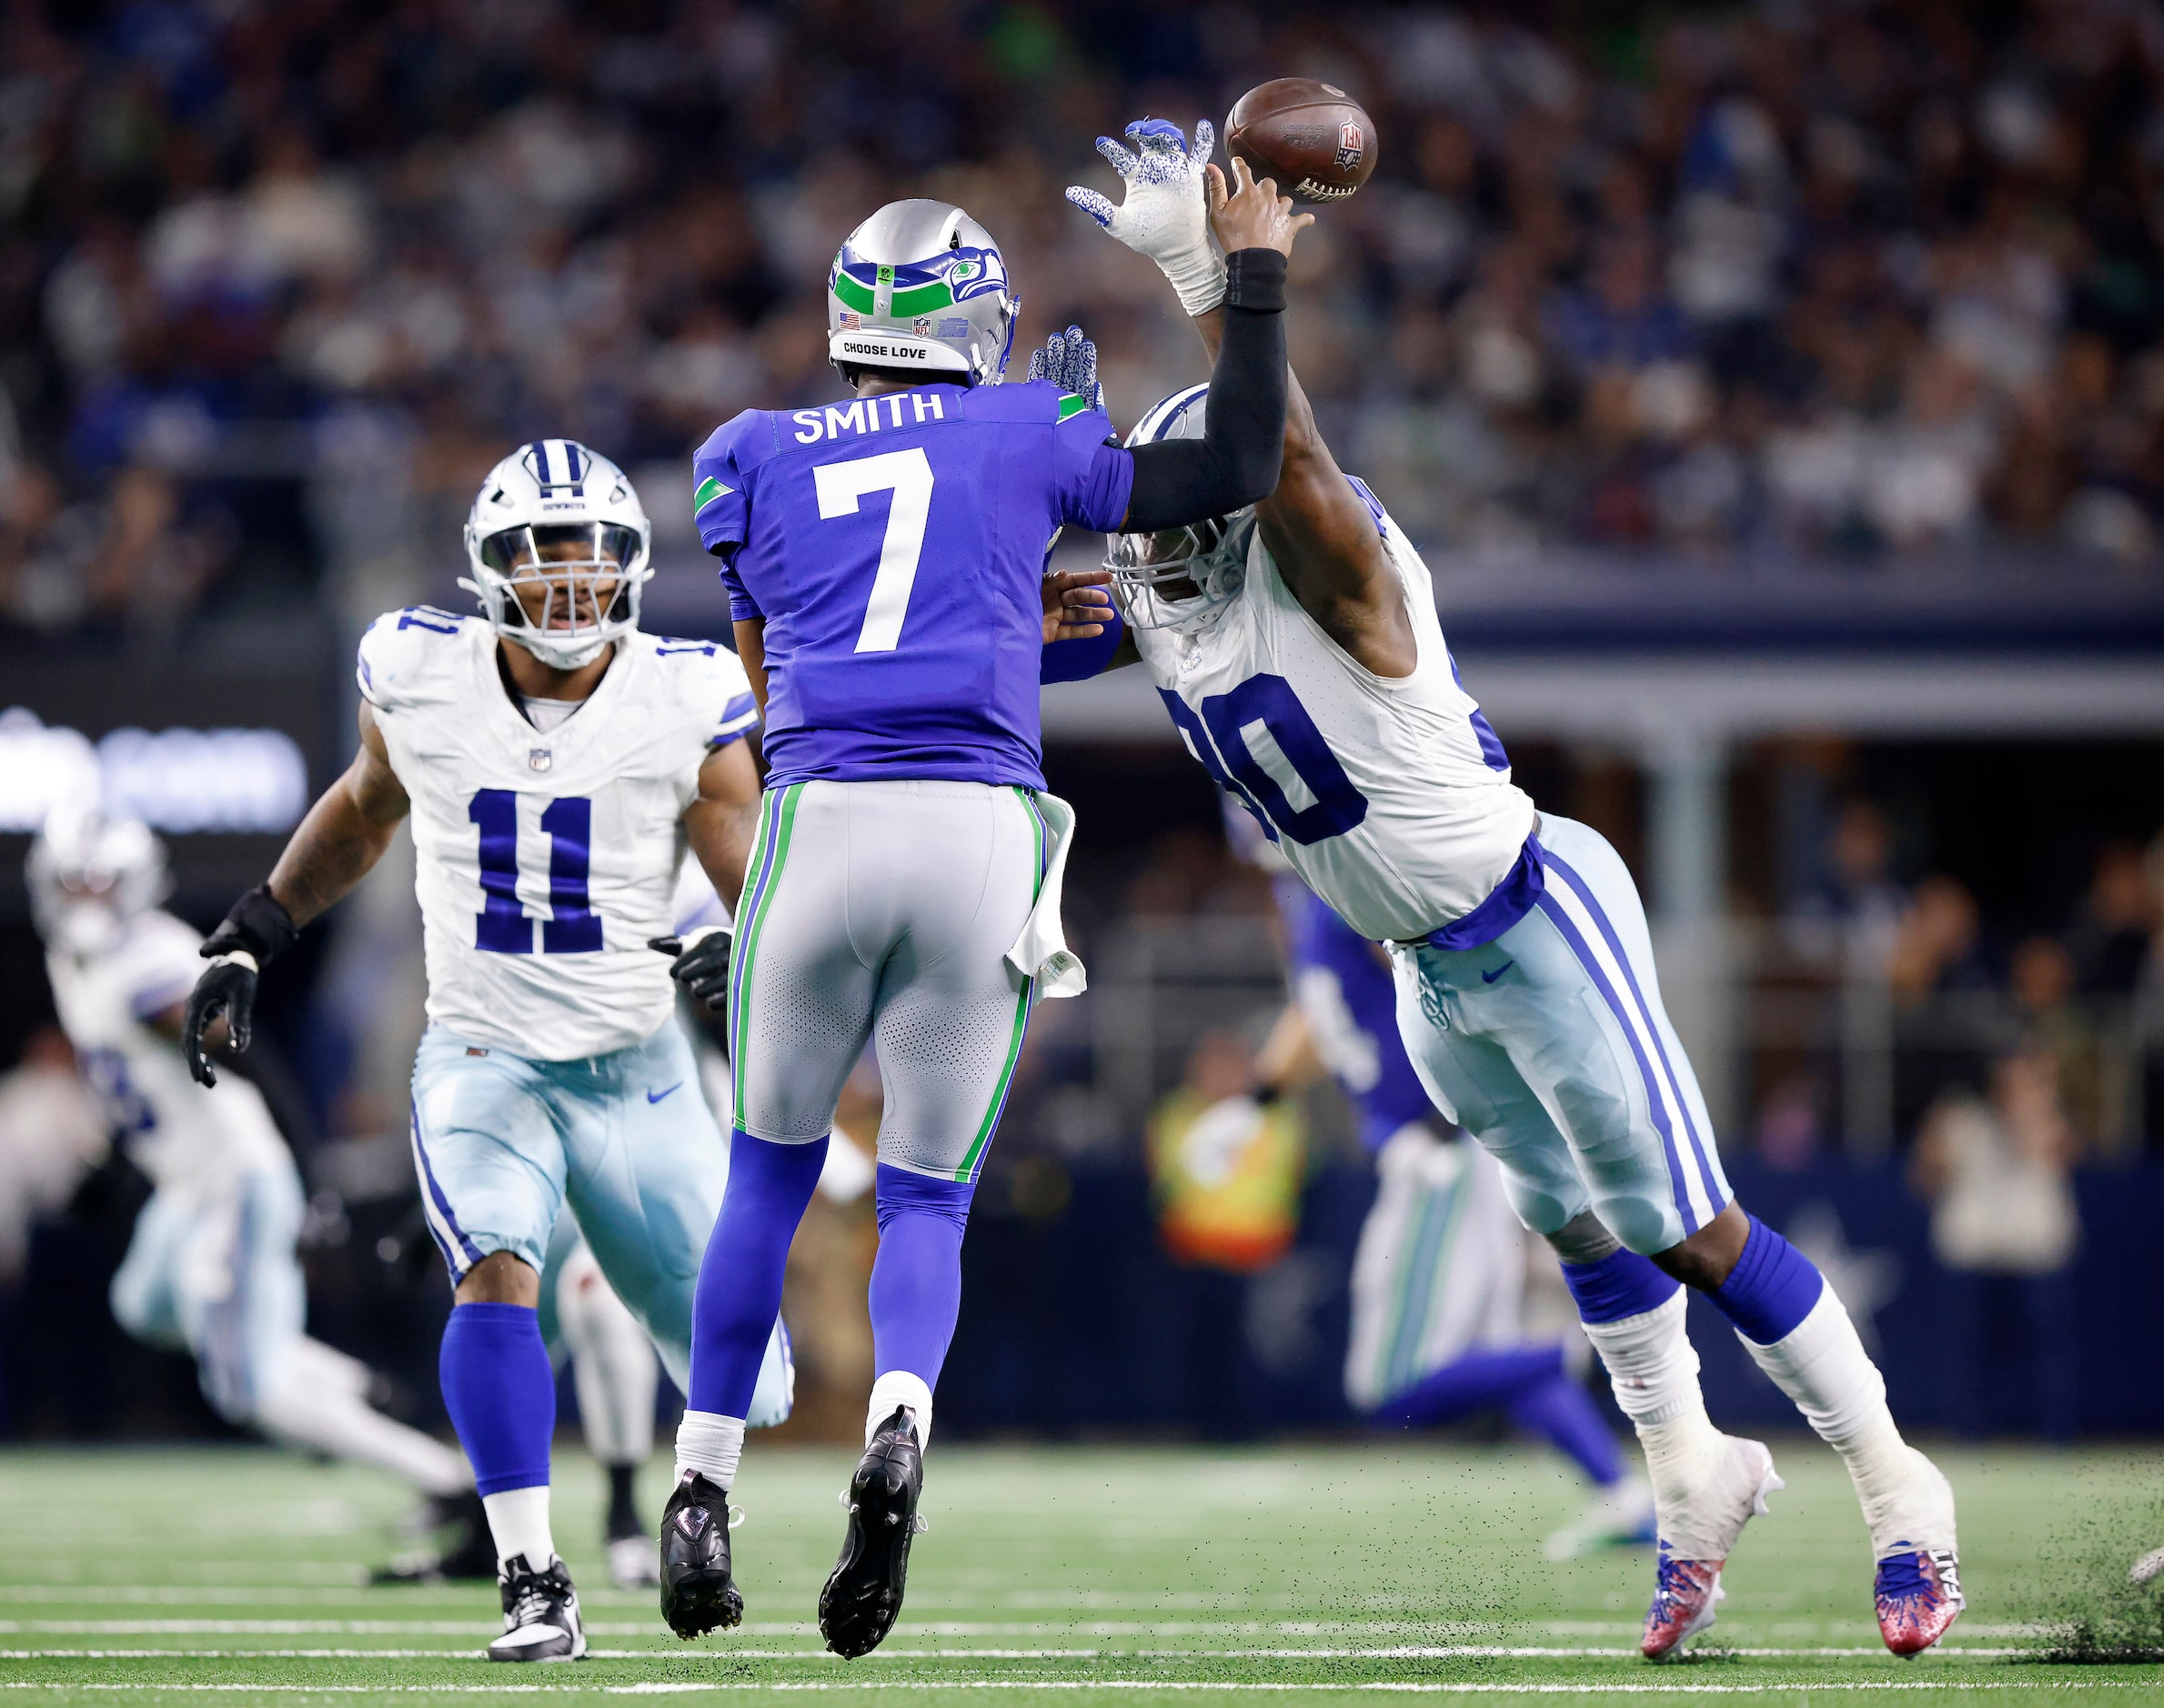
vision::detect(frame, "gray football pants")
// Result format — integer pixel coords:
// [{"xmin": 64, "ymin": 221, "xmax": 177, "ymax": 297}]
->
[{"xmin": 728, "ymin": 779, "xmax": 1049, "ymax": 1181}]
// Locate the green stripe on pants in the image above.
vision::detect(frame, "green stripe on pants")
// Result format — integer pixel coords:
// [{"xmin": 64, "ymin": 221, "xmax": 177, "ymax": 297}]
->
[
  {"xmin": 951, "ymin": 789, "xmax": 1048, "ymax": 1183},
  {"xmin": 730, "ymin": 784, "xmax": 803, "ymax": 1117}
]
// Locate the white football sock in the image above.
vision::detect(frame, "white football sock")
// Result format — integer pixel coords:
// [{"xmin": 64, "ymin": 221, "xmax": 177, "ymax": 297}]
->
[
  {"xmin": 252, "ymin": 1362, "xmax": 470, "ymax": 1498},
  {"xmin": 482, "ymin": 1485, "xmax": 555, "ymax": 1570},
  {"xmin": 866, "ymin": 1371, "xmax": 934, "ymax": 1450},
  {"xmin": 556, "ymin": 1252, "xmax": 659, "ymax": 1466},
  {"xmin": 1579, "ymin": 1291, "xmax": 1728, "ymax": 1545},
  {"xmin": 1739, "ymin": 1288, "xmax": 1955, "ymax": 1558},
  {"xmin": 675, "ymin": 1409, "xmax": 747, "ymax": 1489}
]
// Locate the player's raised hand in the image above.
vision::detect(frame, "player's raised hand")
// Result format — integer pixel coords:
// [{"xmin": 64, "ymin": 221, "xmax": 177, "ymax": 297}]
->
[
  {"xmin": 650, "ymin": 927, "xmax": 732, "ymax": 1013},
  {"xmin": 1042, "ymin": 568, "xmax": 1114, "ymax": 643},
  {"xmin": 1064, "ymin": 118, "xmax": 1228, "ymax": 317},
  {"xmin": 1026, "ymin": 325, "xmax": 1104, "ymax": 412},
  {"xmin": 1206, "ymin": 156, "xmax": 1313, "ymax": 260}
]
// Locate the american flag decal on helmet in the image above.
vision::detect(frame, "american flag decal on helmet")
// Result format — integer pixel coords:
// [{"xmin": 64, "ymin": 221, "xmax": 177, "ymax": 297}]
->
[{"xmin": 521, "ymin": 438, "xmax": 589, "ymax": 496}]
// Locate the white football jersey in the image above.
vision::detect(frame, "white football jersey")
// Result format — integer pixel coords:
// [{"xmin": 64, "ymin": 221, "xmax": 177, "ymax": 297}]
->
[
  {"xmin": 45, "ymin": 910, "xmax": 288, "ymax": 1194},
  {"xmin": 1131, "ymin": 490, "xmax": 1535, "ymax": 942},
  {"xmin": 357, "ymin": 608, "xmax": 758, "ymax": 1060}
]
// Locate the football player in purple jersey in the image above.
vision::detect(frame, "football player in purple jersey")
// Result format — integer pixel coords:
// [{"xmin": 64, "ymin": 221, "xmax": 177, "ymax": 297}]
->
[{"xmin": 657, "ymin": 161, "xmax": 1309, "ymax": 1655}]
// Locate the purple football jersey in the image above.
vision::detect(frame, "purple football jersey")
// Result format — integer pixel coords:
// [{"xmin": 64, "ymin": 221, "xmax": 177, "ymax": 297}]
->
[{"xmin": 693, "ymin": 379, "xmax": 1132, "ymax": 788}]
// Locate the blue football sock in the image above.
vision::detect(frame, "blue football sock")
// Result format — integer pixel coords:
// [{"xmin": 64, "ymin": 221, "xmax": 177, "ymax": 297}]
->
[
  {"xmin": 688, "ymin": 1131, "xmax": 827, "ymax": 1416},
  {"xmin": 1708, "ymin": 1214, "xmax": 1825, "ymax": 1345},
  {"xmin": 439, "ymin": 1301, "xmax": 554, "ymax": 1497},
  {"xmin": 1372, "ymin": 1344, "xmax": 1564, "ymax": 1429},
  {"xmin": 1559, "ymin": 1246, "xmax": 1681, "ymax": 1323},
  {"xmin": 869, "ymin": 1165, "xmax": 975, "ymax": 1384},
  {"xmin": 1509, "ymin": 1372, "xmax": 1626, "ymax": 1486}
]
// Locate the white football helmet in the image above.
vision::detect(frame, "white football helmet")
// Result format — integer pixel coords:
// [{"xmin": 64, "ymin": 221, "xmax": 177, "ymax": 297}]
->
[
  {"xmin": 1105, "ymin": 383, "xmax": 1255, "ymax": 632},
  {"xmin": 27, "ymin": 802, "xmax": 170, "ymax": 958},
  {"xmin": 828, "ymin": 200, "xmax": 1019, "ymax": 386},
  {"xmin": 460, "ymin": 440, "xmax": 653, "ymax": 670}
]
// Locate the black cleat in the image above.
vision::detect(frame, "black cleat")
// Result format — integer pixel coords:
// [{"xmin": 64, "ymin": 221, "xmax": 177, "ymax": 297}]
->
[
  {"xmin": 488, "ymin": 1553, "xmax": 586, "ymax": 1663},
  {"xmin": 659, "ymin": 1472, "xmax": 742, "ymax": 1638},
  {"xmin": 819, "ymin": 1406, "xmax": 926, "ymax": 1659},
  {"xmin": 373, "ymin": 1490, "xmax": 496, "ymax": 1583}
]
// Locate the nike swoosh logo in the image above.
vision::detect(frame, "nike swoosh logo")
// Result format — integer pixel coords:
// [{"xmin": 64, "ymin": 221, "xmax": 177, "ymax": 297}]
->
[
  {"xmin": 1481, "ymin": 961, "xmax": 1515, "ymax": 984},
  {"xmin": 647, "ymin": 1083, "xmax": 683, "ymax": 1104}
]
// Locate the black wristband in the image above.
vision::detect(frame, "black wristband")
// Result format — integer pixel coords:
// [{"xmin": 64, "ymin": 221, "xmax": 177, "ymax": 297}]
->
[
  {"xmin": 206, "ymin": 885, "xmax": 300, "ymax": 966},
  {"xmin": 1222, "ymin": 248, "xmax": 1288, "ymax": 314}
]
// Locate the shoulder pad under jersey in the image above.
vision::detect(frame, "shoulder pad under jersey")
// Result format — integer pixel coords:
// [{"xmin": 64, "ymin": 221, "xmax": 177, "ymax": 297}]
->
[{"xmin": 357, "ymin": 605, "xmax": 476, "ymax": 712}]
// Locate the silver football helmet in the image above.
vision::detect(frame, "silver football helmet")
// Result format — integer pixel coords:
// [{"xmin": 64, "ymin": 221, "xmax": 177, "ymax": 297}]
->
[
  {"xmin": 828, "ymin": 200, "xmax": 1019, "ymax": 386},
  {"xmin": 27, "ymin": 801, "xmax": 170, "ymax": 957},
  {"xmin": 460, "ymin": 440, "xmax": 652, "ymax": 670},
  {"xmin": 1105, "ymin": 384, "xmax": 1255, "ymax": 632}
]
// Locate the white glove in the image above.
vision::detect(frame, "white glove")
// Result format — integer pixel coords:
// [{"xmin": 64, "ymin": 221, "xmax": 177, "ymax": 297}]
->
[{"xmin": 1065, "ymin": 117, "xmax": 1226, "ymax": 317}]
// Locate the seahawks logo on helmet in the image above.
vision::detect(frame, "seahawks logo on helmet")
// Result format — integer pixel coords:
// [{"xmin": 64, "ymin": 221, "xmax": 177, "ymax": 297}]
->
[{"xmin": 826, "ymin": 200, "xmax": 1019, "ymax": 386}]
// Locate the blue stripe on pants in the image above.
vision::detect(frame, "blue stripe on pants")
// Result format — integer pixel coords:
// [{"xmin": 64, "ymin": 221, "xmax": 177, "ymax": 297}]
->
[
  {"xmin": 1543, "ymin": 851, "xmax": 1722, "ymax": 1218},
  {"xmin": 1531, "ymin": 892, "xmax": 1699, "ymax": 1235},
  {"xmin": 408, "ymin": 1105, "xmax": 484, "ymax": 1275}
]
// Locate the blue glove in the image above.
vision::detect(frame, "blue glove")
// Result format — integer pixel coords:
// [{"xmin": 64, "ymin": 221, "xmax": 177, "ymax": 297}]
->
[{"xmin": 1026, "ymin": 325, "xmax": 1104, "ymax": 412}]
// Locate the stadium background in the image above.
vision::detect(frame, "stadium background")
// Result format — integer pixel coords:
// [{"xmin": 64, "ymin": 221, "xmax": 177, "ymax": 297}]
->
[{"xmin": 1, "ymin": 0, "xmax": 2162, "ymax": 1460}]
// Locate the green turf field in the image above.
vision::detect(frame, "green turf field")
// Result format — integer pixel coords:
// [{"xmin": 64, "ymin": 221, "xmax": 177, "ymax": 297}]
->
[{"xmin": 3, "ymin": 1441, "xmax": 2160, "ymax": 1704}]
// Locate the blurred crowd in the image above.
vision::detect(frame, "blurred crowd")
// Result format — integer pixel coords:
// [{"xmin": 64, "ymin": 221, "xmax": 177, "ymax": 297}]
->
[
  {"xmin": 1777, "ymin": 799, "xmax": 2162, "ymax": 1139},
  {"xmin": 3, "ymin": 0, "xmax": 2164, "ymax": 642}
]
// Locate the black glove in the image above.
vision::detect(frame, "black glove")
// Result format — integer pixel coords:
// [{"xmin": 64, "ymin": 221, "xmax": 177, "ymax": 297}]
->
[
  {"xmin": 649, "ymin": 926, "xmax": 733, "ymax": 1014},
  {"xmin": 183, "ymin": 886, "xmax": 297, "ymax": 1087}
]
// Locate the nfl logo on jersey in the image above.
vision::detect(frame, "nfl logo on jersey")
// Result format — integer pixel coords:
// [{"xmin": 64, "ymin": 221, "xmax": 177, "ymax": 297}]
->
[{"xmin": 529, "ymin": 748, "xmax": 552, "ymax": 773}]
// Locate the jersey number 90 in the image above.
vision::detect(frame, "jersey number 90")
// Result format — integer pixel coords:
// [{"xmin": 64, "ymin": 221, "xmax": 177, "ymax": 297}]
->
[{"xmin": 1157, "ymin": 674, "xmax": 1369, "ymax": 846}]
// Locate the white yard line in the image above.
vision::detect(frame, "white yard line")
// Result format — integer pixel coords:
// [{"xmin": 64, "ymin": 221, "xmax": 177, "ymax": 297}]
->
[
  {"xmin": 0, "ymin": 1647, "xmax": 2031, "ymax": 1662},
  {"xmin": 0, "ymin": 1681, "xmax": 2147, "ymax": 1696}
]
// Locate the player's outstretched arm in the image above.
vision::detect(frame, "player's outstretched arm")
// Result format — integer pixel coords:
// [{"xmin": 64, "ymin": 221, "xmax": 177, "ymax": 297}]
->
[
  {"xmin": 1188, "ymin": 233, "xmax": 1414, "ymax": 679},
  {"xmin": 1070, "ymin": 118, "xmax": 1412, "ymax": 677},
  {"xmin": 182, "ymin": 701, "xmax": 410, "ymax": 1085},
  {"xmin": 1121, "ymin": 158, "xmax": 1304, "ymax": 534}
]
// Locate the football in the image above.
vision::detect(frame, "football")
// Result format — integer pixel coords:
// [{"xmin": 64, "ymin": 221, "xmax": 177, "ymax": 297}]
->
[{"xmin": 1225, "ymin": 78, "xmax": 1377, "ymax": 203}]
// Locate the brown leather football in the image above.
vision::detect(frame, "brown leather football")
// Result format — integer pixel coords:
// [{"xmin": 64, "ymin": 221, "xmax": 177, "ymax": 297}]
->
[{"xmin": 1225, "ymin": 78, "xmax": 1378, "ymax": 204}]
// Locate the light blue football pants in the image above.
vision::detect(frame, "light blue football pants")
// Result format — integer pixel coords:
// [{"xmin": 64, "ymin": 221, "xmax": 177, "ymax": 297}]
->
[
  {"xmin": 408, "ymin": 1019, "xmax": 791, "ymax": 1422},
  {"xmin": 109, "ymin": 1162, "xmax": 307, "ymax": 1422},
  {"xmin": 1388, "ymin": 815, "xmax": 1732, "ymax": 1257}
]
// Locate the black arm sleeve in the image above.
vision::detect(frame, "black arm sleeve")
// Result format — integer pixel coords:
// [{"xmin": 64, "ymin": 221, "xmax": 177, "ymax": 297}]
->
[{"xmin": 1122, "ymin": 248, "xmax": 1288, "ymax": 531}]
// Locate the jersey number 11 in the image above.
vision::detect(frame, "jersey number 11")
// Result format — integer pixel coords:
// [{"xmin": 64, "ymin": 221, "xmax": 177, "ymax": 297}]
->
[{"xmin": 469, "ymin": 789, "xmax": 603, "ymax": 954}]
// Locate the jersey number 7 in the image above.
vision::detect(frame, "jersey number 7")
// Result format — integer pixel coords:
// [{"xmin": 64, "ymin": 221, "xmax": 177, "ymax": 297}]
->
[{"xmin": 814, "ymin": 447, "xmax": 934, "ymax": 654}]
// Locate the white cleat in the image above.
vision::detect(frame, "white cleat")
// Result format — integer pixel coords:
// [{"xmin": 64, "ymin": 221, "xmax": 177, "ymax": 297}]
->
[
  {"xmin": 488, "ymin": 1553, "xmax": 587, "ymax": 1663},
  {"xmin": 1545, "ymin": 1474, "xmax": 1658, "ymax": 1561},
  {"xmin": 1641, "ymin": 1436, "xmax": 1781, "ymax": 1660},
  {"xmin": 2132, "ymin": 1546, "xmax": 2164, "ymax": 1586}
]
